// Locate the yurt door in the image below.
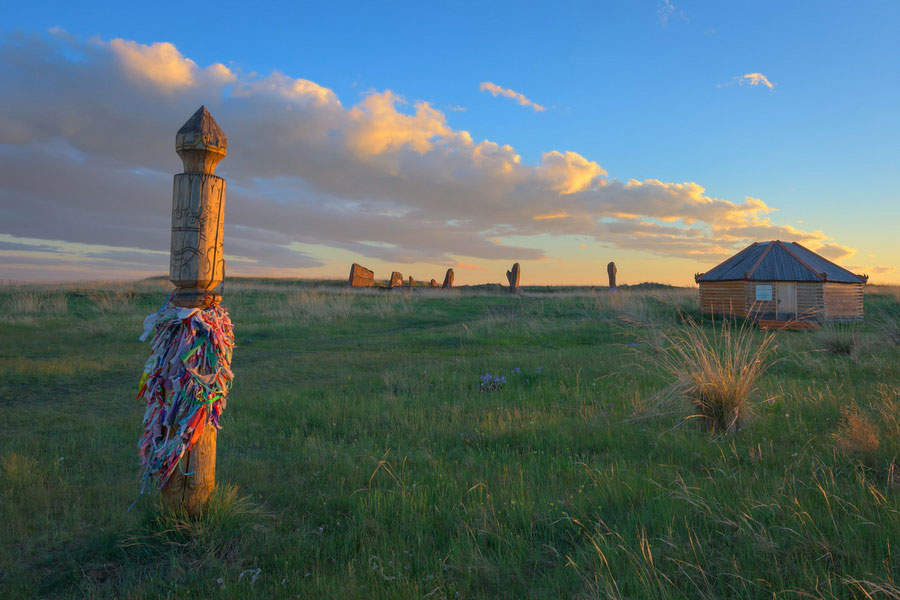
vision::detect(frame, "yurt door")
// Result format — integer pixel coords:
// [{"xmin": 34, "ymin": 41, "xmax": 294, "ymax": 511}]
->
[{"xmin": 775, "ymin": 282, "xmax": 797, "ymax": 320}]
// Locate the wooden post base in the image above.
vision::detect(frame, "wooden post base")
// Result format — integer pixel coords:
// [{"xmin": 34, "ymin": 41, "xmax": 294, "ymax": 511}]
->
[{"xmin": 162, "ymin": 425, "xmax": 217, "ymax": 517}]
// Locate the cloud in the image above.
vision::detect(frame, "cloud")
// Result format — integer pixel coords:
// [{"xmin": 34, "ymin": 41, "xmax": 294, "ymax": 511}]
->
[
  {"xmin": 110, "ymin": 38, "xmax": 235, "ymax": 92},
  {"xmin": 657, "ymin": 0, "xmax": 687, "ymax": 25},
  {"xmin": 741, "ymin": 73, "xmax": 775, "ymax": 89},
  {"xmin": 538, "ymin": 151, "xmax": 606, "ymax": 194},
  {"xmin": 816, "ymin": 243, "xmax": 855, "ymax": 261},
  {"xmin": 718, "ymin": 73, "xmax": 776, "ymax": 90},
  {"xmin": 845, "ymin": 264, "xmax": 894, "ymax": 278},
  {"xmin": 0, "ymin": 31, "xmax": 855, "ymax": 280},
  {"xmin": 347, "ymin": 91, "xmax": 458, "ymax": 156},
  {"xmin": 442, "ymin": 260, "xmax": 486, "ymax": 271},
  {"xmin": 479, "ymin": 81, "xmax": 545, "ymax": 112}
]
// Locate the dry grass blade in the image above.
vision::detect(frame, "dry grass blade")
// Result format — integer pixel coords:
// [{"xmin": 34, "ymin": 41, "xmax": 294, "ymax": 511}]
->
[{"xmin": 842, "ymin": 577, "xmax": 900, "ymax": 599}]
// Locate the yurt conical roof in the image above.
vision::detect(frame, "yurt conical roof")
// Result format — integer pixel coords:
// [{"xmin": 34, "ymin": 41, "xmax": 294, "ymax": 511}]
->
[{"xmin": 696, "ymin": 241, "xmax": 866, "ymax": 283}]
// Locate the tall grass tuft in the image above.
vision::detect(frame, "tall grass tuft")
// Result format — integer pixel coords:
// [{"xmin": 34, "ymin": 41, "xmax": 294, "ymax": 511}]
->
[
  {"xmin": 3, "ymin": 289, "xmax": 69, "ymax": 318},
  {"xmin": 646, "ymin": 317, "xmax": 778, "ymax": 433},
  {"xmin": 814, "ymin": 321, "xmax": 859, "ymax": 355},
  {"xmin": 91, "ymin": 288, "xmax": 136, "ymax": 314},
  {"xmin": 118, "ymin": 485, "xmax": 265, "ymax": 569},
  {"xmin": 834, "ymin": 404, "xmax": 880, "ymax": 456},
  {"xmin": 873, "ymin": 302, "xmax": 900, "ymax": 346},
  {"xmin": 834, "ymin": 386, "xmax": 900, "ymax": 485}
]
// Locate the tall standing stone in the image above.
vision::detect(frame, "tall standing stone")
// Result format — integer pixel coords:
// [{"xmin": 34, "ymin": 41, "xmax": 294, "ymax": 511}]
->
[
  {"xmin": 349, "ymin": 263, "xmax": 375, "ymax": 287},
  {"xmin": 442, "ymin": 268, "xmax": 454, "ymax": 289},
  {"xmin": 506, "ymin": 262, "xmax": 521, "ymax": 293},
  {"xmin": 389, "ymin": 271, "xmax": 404, "ymax": 288},
  {"xmin": 408, "ymin": 275, "xmax": 415, "ymax": 287},
  {"xmin": 607, "ymin": 261, "xmax": 617, "ymax": 289}
]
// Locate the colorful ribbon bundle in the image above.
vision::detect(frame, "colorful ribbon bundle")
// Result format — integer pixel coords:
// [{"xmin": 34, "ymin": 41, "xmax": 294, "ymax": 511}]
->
[{"xmin": 136, "ymin": 303, "xmax": 234, "ymax": 494}]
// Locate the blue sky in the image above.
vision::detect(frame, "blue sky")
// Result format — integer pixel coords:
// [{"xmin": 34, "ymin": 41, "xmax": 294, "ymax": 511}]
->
[{"xmin": 2, "ymin": 1, "xmax": 898, "ymax": 283}]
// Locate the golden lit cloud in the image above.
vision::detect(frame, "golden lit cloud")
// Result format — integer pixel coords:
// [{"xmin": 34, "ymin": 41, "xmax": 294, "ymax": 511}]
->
[
  {"xmin": 444, "ymin": 260, "xmax": 487, "ymax": 271},
  {"xmin": 108, "ymin": 38, "xmax": 236, "ymax": 93},
  {"xmin": 347, "ymin": 91, "xmax": 456, "ymax": 156},
  {"xmin": 479, "ymin": 81, "xmax": 545, "ymax": 112},
  {"xmin": 539, "ymin": 151, "xmax": 606, "ymax": 194},
  {"xmin": 109, "ymin": 39, "xmax": 197, "ymax": 90},
  {"xmin": 741, "ymin": 72, "xmax": 775, "ymax": 88},
  {"xmin": 814, "ymin": 243, "xmax": 856, "ymax": 261},
  {"xmin": 235, "ymin": 72, "xmax": 340, "ymax": 106},
  {"xmin": 532, "ymin": 212, "xmax": 571, "ymax": 220}
]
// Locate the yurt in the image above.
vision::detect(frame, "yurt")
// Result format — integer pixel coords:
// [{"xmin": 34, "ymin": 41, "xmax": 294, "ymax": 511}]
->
[{"xmin": 695, "ymin": 241, "xmax": 867, "ymax": 323}]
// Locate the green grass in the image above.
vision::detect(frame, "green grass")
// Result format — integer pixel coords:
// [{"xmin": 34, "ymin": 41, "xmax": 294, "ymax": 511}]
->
[{"xmin": 0, "ymin": 280, "xmax": 898, "ymax": 599}]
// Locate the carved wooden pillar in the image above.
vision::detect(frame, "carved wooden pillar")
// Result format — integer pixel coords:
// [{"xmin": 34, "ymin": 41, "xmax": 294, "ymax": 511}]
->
[
  {"xmin": 162, "ymin": 106, "xmax": 227, "ymax": 515},
  {"xmin": 607, "ymin": 261, "xmax": 617, "ymax": 289},
  {"xmin": 169, "ymin": 106, "xmax": 227, "ymax": 308}
]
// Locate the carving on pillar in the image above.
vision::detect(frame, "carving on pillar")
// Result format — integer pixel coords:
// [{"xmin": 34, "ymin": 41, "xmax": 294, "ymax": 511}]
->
[{"xmin": 170, "ymin": 106, "xmax": 228, "ymax": 307}]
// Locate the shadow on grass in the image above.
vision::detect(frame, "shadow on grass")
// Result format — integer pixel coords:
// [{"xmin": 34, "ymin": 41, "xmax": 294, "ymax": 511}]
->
[{"xmin": 25, "ymin": 485, "xmax": 268, "ymax": 597}]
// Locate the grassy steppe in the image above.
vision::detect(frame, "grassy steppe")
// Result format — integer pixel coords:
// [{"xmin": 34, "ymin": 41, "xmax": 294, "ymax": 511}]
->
[{"xmin": 0, "ymin": 280, "xmax": 898, "ymax": 599}]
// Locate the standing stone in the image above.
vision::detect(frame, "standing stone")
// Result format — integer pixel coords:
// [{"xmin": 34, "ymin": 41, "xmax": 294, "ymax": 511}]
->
[
  {"xmin": 506, "ymin": 262, "xmax": 521, "ymax": 293},
  {"xmin": 349, "ymin": 263, "xmax": 375, "ymax": 287},
  {"xmin": 389, "ymin": 271, "xmax": 404, "ymax": 288},
  {"xmin": 169, "ymin": 106, "xmax": 227, "ymax": 308},
  {"xmin": 408, "ymin": 275, "xmax": 415, "ymax": 287},
  {"xmin": 430, "ymin": 279, "xmax": 438, "ymax": 287},
  {"xmin": 607, "ymin": 261, "xmax": 617, "ymax": 289},
  {"xmin": 442, "ymin": 268, "xmax": 454, "ymax": 289}
]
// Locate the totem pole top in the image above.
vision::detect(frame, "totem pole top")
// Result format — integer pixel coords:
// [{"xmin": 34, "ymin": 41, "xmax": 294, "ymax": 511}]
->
[{"xmin": 176, "ymin": 106, "xmax": 228, "ymax": 175}]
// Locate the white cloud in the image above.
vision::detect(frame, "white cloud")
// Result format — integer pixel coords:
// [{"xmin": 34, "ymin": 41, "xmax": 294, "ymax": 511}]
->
[
  {"xmin": 718, "ymin": 73, "xmax": 776, "ymax": 90},
  {"xmin": 657, "ymin": 0, "xmax": 687, "ymax": 25},
  {"xmin": 479, "ymin": 81, "xmax": 545, "ymax": 112},
  {"xmin": 0, "ymin": 32, "xmax": 852, "ymax": 279},
  {"xmin": 658, "ymin": 0, "xmax": 675, "ymax": 24}
]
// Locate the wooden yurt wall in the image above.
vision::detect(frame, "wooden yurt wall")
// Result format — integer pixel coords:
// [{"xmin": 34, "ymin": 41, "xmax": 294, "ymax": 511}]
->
[
  {"xmin": 745, "ymin": 282, "xmax": 777, "ymax": 317},
  {"xmin": 744, "ymin": 281, "xmax": 825, "ymax": 319},
  {"xmin": 797, "ymin": 283, "xmax": 825, "ymax": 318},
  {"xmin": 699, "ymin": 281, "xmax": 747, "ymax": 316},
  {"xmin": 824, "ymin": 283, "xmax": 864, "ymax": 322}
]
